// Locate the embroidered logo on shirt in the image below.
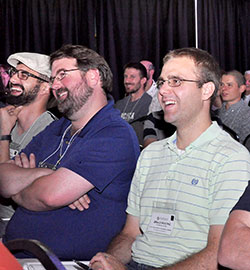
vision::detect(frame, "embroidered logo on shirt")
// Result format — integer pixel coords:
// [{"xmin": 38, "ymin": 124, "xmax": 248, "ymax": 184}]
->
[{"xmin": 191, "ymin": 178, "xmax": 199, "ymax": 185}]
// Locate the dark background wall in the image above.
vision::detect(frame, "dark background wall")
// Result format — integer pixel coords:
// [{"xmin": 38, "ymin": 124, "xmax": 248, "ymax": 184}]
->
[{"xmin": 0, "ymin": 0, "xmax": 249, "ymax": 101}]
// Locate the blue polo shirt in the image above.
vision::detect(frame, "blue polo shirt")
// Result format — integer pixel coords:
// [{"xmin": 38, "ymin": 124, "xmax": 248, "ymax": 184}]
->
[{"xmin": 3, "ymin": 100, "xmax": 140, "ymax": 260}]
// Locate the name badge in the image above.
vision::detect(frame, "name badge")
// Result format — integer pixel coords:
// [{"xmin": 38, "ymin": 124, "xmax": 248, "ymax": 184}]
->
[{"xmin": 148, "ymin": 213, "xmax": 175, "ymax": 235}]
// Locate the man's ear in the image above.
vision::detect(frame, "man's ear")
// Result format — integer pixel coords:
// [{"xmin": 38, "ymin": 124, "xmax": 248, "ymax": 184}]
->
[
  {"xmin": 201, "ymin": 82, "xmax": 215, "ymax": 101},
  {"xmin": 141, "ymin": 77, "xmax": 147, "ymax": 86},
  {"xmin": 239, "ymin": 84, "xmax": 246, "ymax": 94},
  {"xmin": 85, "ymin": 69, "xmax": 100, "ymax": 87},
  {"xmin": 40, "ymin": 83, "xmax": 51, "ymax": 96}
]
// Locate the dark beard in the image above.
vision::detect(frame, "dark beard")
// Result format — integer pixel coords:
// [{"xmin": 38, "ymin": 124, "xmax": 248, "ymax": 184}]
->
[
  {"xmin": 57, "ymin": 79, "xmax": 94, "ymax": 118},
  {"xmin": 125, "ymin": 83, "xmax": 141, "ymax": 94},
  {"xmin": 5, "ymin": 83, "xmax": 41, "ymax": 106}
]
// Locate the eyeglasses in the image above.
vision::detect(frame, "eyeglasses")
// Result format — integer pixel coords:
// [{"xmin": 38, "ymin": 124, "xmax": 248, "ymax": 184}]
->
[
  {"xmin": 9, "ymin": 67, "xmax": 49, "ymax": 83},
  {"xmin": 156, "ymin": 77, "xmax": 201, "ymax": 89},
  {"xmin": 50, "ymin": 68, "xmax": 79, "ymax": 85}
]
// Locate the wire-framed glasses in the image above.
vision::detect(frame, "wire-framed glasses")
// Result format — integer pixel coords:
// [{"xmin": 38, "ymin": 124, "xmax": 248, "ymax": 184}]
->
[
  {"xmin": 156, "ymin": 77, "xmax": 201, "ymax": 89},
  {"xmin": 50, "ymin": 69, "xmax": 79, "ymax": 85},
  {"xmin": 9, "ymin": 67, "xmax": 49, "ymax": 83}
]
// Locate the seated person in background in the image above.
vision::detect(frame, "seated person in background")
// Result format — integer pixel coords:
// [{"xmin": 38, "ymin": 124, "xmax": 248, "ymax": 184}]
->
[
  {"xmin": 148, "ymin": 90, "xmax": 162, "ymax": 113},
  {"xmin": 0, "ymin": 64, "xmax": 10, "ymax": 107},
  {"xmin": 140, "ymin": 60, "xmax": 158, "ymax": 97},
  {"xmin": 115, "ymin": 62, "xmax": 152, "ymax": 148},
  {"xmin": 217, "ymin": 70, "xmax": 250, "ymax": 147},
  {"xmin": 210, "ymin": 71, "xmax": 224, "ymax": 113},
  {"xmin": 0, "ymin": 44, "xmax": 140, "ymax": 260},
  {"xmin": 89, "ymin": 47, "xmax": 250, "ymax": 270},
  {"xmin": 143, "ymin": 110, "xmax": 176, "ymax": 147},
  {"xmin": 0, "ymin": 53, "xmax": 56, "ymax": 237},
  {"xmin": 243, "ymin": 70, "xmax": 250, "ymax": 105}
]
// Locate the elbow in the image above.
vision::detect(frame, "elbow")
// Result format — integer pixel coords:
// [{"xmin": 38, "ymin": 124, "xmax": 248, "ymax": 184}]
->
[
  {"xmin": 218, "ymin": 237, "xmax": 237, "ymax": 269},
  {"xmin": 38, "ymin": 192, "xmax": 63, "ymax": 210},
  {"xmin": 0, "ymin": 183, "xmax": 17, "ymax": 198}
]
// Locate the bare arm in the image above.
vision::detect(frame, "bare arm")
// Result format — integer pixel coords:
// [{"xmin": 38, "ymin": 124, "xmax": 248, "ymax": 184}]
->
[
  {"xmin": 12, "ymin": 166, "xmax": 94, "ymax": 211},
  {"xmin": 0, "ymin": 154, "xmax": 53, "ymax": 198},
  {"xmin": 159, "ymin": 225, "xmax": 223, "ymax": 270},
  {"xmin": 0, "ymin": 105, "xmax": 22, "ymax": 163},
  {"xmin": 90, "ymin": 214, "xmax": 141, "ymax": 269},
  {"xmin": 106, "ymin": 214, "xmax": 141, "ymax": 263},
  {"xmin": 218, "ymin": 210, "xmax": 250, "ymax": 270}
]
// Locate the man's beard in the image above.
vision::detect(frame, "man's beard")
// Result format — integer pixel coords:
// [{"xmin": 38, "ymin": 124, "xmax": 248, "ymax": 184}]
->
[
  {"xmin": 125, "ymin": 82, "xmax": 141, "ymax": 94},
  {"xmin": 5, "ymin": 83, "xmax": 41, "ymax": 106},
  {"xmin": 56, "ymin": 78, "xmax": 94, "ymax": 118}
]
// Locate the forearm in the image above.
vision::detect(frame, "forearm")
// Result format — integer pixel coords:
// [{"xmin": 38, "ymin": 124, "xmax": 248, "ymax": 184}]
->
[
  {"xmin": 0, "ymin": 141, "xmax": 10, "ymax": 163},
  {"xmin": 159, "ymin": 246, "xmax": 219, "ymax": 270},
  {"xmin": 12, "ymin": 186, "xmax": 53, "ymax": 211},
  {"xmin": 218, "ymin": 211, "xmax": 250, "ymax": 270},
  {"xmin": 219, "ymin": 227, "xmax": 250, "ymax": 270},
  {"xmin": 0, "ymin": 163, "xmax": 52, "ymax": 198},
  {"xmin": 107, "ymin": 232, "xmax": 135, "ymax": 264}
]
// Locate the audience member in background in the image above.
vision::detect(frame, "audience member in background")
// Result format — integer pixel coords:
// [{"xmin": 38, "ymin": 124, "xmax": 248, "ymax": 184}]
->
[
  {"xmin": 0, "ymin": 44, "xmax": 140, "ymax": 261},
  {"xmin": 243, "ymin": 70, "xmax": 250, "ymax": 105},
  {"xmin": 0, "ymin": 64, "xmax": 10, "ymax": 107},
  {"xmin": 217, "ymin": 70, "xmax": 250, "ymax": 147},
  {"xmin": 140, "ymin": 60, "xmax": 162, "ymax": 113},
  {"xmin": 140, "ymin": 60, "xmax": 158, "ymax": 97},
  {"xmin": 0, "ymin": 52, "xmax": 57, "ymax": 238},
  {"xmin": 89, "ymin": 47, "xmax": 250, "ymax": 270},
  {"xmin": 143, "ymin": 110, "xmax": 176, "ymax": 148},
  {"xmin": 115, "ymin": 62, "xmax": 152, "ymax": 148},
  {"xmin": 211, "ymin": 74, "xmax": 223, "ymax": 112}
]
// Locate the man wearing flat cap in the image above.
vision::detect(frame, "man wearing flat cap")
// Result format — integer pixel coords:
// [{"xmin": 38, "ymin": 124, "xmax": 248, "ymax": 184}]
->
[
  {"xmin": 0, "ymin": 52, "xmax": 57, "ymax": 236},
  {"xmin": 0, "ymin": 52, "xmax": 56, "ymax": 162}
]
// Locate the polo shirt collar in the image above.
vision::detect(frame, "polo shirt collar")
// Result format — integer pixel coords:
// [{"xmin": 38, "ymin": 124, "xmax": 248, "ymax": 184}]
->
[{"xmin": 165, "ymin": 121, "xmax": 220, "ymax": 152}]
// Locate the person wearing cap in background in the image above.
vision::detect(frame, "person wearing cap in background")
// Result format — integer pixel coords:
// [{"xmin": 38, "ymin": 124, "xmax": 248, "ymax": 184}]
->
[
  {"xmin": 0, "ymin": 44, "xmax": 140, "ymax": 261},
  {"xmin": 0, "ymin": 52, "xmax": 57, "ymax": 162},
  {"xmin": 0, "ymin": 52, "xmax": 57, "ymax": 237}
]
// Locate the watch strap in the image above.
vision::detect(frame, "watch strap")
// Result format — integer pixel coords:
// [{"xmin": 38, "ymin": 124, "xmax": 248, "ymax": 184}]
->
[{"xmin": 0, "ymin": 135, "xmax": 12, "ymax": 141}]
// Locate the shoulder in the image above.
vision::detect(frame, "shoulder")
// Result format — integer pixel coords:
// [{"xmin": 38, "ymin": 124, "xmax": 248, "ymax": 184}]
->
[
  {"xmin": 142, "ymin": 93, "xmax": 152, "ymax": 103},
  {"xmin": 115, "ymin": 96, "xmax": 129, "ymax": 108}
]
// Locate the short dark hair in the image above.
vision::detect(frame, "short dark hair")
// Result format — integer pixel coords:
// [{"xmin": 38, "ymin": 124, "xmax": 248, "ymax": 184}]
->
[
  {"xmin": 123, "ymin": 62, "xmax": 147, "ymax": 79},
  {"xmin": 223, "ymin": 70, "xmax": 245, "ymax": 87},
  {"xmin": 50, "ymin": 44, "xmax": 113, "ymax": 93},
  {"xmin": 163, "ymin": 47, "xmax": 221, "ymax": 104}
]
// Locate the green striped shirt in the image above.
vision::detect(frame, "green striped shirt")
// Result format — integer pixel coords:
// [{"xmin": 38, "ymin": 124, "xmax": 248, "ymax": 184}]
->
[{"xmin": 127, "ymin": 122, "xmax": 250, "ymax": 267}]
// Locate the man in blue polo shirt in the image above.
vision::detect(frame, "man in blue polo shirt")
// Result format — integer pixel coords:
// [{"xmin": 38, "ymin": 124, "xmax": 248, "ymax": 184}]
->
[{"xmin": 0, "ymin": 44, "xmax": 140, "ymax": 260}]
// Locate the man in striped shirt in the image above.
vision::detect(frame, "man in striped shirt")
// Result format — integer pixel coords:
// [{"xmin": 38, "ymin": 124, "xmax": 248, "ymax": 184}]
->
[{"xmin": 90, "ymin": 48, "xmax": 250, "ymax": 270}]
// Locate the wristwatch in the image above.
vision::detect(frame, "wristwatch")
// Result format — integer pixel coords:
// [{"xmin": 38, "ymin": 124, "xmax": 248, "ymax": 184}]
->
[{"xmin": 0, "ymin": 135, "xmax": 12, "ymax": 141}]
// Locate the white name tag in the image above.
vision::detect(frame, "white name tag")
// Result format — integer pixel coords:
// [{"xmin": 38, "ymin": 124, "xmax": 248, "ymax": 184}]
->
[{"xmin": 148, "ymin": 212, "xmax": 175, "ymax": 235}]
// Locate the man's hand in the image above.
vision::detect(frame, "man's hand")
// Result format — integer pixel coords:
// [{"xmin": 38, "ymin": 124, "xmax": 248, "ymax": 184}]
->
[
  {"xmin": 68, "ymin": 194, "xmax": 91, "ymax": 211},
  {"xmin": 14, "ymin": 153, "xmax": 36, "ymax": 168},
  {"xmin": 0, "ymin": 105, "xmax": 23, "ymax": 134},
  {"xmin": 90, "ymin": 252, "xmax": 126, "ymax": 270}
]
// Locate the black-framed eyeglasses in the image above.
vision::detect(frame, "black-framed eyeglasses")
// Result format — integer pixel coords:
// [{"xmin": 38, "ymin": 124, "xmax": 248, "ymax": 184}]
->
[
  {"xmin": 156, "ymin": 77, "xmax": 201, "ymax": 89},
  {"xmin": 9, "ymin": 67, "xmax": 49, "ymax": 83},
  {"xmin": 50, "ymin": 68, "xmax": 80, "ymax": 85}
]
